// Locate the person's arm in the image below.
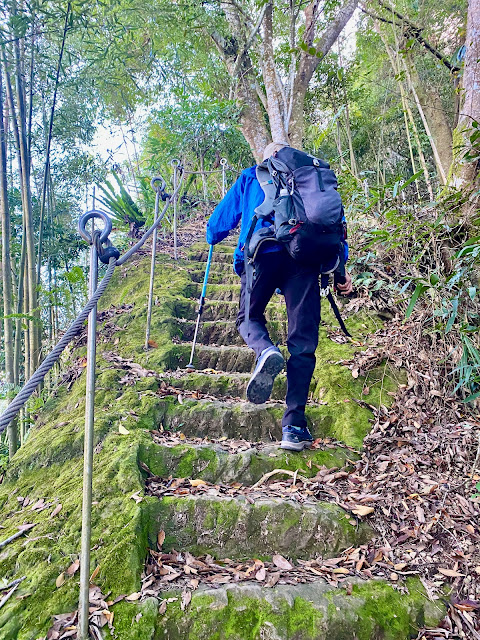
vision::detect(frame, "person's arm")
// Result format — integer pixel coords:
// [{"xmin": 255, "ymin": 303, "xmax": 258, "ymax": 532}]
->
[{"xmin": 206, "ymin": 174, "xmax": 245, "ymax": 245}]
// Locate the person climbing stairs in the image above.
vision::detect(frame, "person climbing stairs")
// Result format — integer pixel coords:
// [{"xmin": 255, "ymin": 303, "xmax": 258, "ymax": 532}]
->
[{"xmin": 0, "ymin": 230, "xmax": 443, "ymax": 640}]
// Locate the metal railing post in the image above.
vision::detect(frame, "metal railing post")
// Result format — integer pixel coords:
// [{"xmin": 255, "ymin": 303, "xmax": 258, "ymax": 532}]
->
[
  {"xmin": 170, "ymin": 159, "xmax": 180, "ymax": 260},
  {"xmin": 77, "ymin": 211, "xmax": 112, "ymax": 640},
  {"xmin": 78, "ymin": 234, "xmax": 98, "ymax": 639},
  {"xmin": 220, "ymin": 158, "xmax": 227, "ymax": 198},
  {"xmin": 145, "ymin": 177, "xmax": 166, "ymax": 351}
]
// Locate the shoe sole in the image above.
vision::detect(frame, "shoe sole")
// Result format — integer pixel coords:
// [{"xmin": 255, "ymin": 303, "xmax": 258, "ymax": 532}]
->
[
  {"xmin": 246, "ymin": 351, "xmax": 285, "ymax": 404},
  {"xmin": 279, "ymin": 440, "xmax": 313, "ymax": 452}
]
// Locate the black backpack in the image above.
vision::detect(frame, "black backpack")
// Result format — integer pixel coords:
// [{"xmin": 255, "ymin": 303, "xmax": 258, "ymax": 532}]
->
[
  {"xmin": 244, "ymin": 147, "xmax": 350, "ymax": 336},
  {"xmin": 247, "ymin": 146, "xmax": 346, "ymax": 271}
]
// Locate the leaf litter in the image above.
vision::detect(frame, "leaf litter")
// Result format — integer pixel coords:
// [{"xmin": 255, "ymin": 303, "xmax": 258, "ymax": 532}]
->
[{"xmin": 141, "ymin": 309, "xmax": 480, "ymax": 636}]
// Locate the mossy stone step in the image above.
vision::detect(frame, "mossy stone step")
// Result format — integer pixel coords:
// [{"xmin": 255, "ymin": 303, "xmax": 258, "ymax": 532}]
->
[
  {"xmin": 187, "ymin": 249, "xmax": 235, "ymax": 263},
  {"xmin": 189, "ymin": 241, "xmax": 237, "ymax": 254},
  {"xmin": 141, "ymin": 439, "xmax": 354, "ymax": 485},
  {"xmin": 164, "ymin": 343, "xmax": 255, "ymax": 373},
  {"xmin": 185, "ymin": 283, "xmax": 241, "ymax": 301},
  {"xmin": 146, "ymin": 493, "xmax": 372, "ymax": 561},
  {"xmin": 175, "ymin": 299, "xmax": 286, "ymax": 323},
  {"xmin": 183, "ymin": 259, "xmax": 233, "ymax": 273},
  {"xmin": 170, "ymin": 319, "xmax": 287, "ymax": 347},
  {"xmin": 156, "ymin": 396, "xmax": 367, "ymax": 446},
  {"xmin": 189, "ymin": 269, "xmax": 239, "ymax": 284},
  {"xmin": 153, "ymin": 579, "xmax": 444, "ymax": 640},
  {"xmin": 167, "ymin": 369, "xmax": 287, "ymax": 399}
]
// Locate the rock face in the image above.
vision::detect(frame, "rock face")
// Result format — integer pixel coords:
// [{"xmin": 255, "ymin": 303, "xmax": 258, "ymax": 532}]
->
[{"xmin": 0, "ymin": 240, "xmax": 440, "ymax": 640}]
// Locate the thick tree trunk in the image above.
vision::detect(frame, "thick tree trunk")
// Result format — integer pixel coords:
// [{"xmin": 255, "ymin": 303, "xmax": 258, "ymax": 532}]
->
[
  {"xmin": 452, "ymin": 0, "xmax": 480, "ymax": 186},
  {"xmin": 212, "ymin": 7, "xmax": 270, "ymax": 162},
  {"xmin": 214, "ymin": 0, "xmax": 358, "ymax": 157},
  {"xmin": 413, "ymin": 81, "xmax": 453, "ymax": 177}
]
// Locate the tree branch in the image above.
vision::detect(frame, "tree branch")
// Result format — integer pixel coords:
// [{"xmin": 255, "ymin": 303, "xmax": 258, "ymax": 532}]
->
[
  {"xmin": 231, "ymin": 3, "xmax": 268, "ymax": 79},
  {"xmin": 370, "ymin": 0, "xmax": 460, "ymax": 73},
  {"xmin": 263, "ymin": 2, "xmax": 288, "ymax": 141}
]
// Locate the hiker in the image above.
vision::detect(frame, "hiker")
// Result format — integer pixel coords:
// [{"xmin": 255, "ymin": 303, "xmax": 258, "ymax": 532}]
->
[{"xmin": 206, "ymin": 143, "xmax": 352, "ymax": 451}]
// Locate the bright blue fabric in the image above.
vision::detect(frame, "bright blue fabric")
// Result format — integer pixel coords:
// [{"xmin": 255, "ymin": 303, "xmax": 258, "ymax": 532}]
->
[{"xmin": 206, "ymin": 165, "xmax": 348, "ymax": 276}]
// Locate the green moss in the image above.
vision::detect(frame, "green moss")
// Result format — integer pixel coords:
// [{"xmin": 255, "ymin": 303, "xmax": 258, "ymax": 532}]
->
[
  {"xmin": 349, "ymin": 578, "xmax": 444, "ymax": 640},
  {"xmin": 112, "ymin": 598, "xmax": 157, "ymax": 639},
  {"xmin": 146, "ymin": 493, "xmax": 371, "ymax": 561},
  {"xmin": 155, "ymin": 578, "xmax": 444, "ymax": 640},
  {"xmin": 0, "ymin": 247, "xmax": 409, "ymax": 640}
]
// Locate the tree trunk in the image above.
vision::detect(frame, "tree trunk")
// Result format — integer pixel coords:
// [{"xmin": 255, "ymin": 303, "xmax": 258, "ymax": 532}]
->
[
  {"xmin": 0, "ymin": 67, "xmax": 16, "ymax": 456},
  {"xmin": 378, "ymin": 29, "xmax": 434, "ymax": 198},
  {"xmin": 214, "ymin": 0, "xmax": 357, "ymax": 157},
  {"xmin": 263, "ymin": 3, "xmax": 289, "ymax": 142},
  {"xmin": 37, "ymin": 3, "xmax": 70, "ymax": 285},
  {"xmin": 12, "ymin": 27, "xmax": 39, "ymax": 376},
  {"xmin": 409, "ymin": 68, "xmax": 453, "ymax": 177},
  {"xmin": 403, "ymin": 60, "xmax": 448, "ymax": 184},
  {"xmin": 451, "ymin": 0, "xmax": 480, "ymax": 186},
  {"xmin": 289, "ymin": 0, "xmax": 359, "ymax": 147}
]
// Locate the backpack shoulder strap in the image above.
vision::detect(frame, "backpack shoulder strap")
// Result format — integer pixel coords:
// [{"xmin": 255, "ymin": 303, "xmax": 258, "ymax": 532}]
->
[{"xmin": 255, "ymin": 164, "xmax": 277, "ymax": 218}]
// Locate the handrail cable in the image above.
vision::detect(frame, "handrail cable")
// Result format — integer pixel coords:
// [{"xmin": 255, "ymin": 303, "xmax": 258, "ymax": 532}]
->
[{"xmin": 0, "ymin": 170, "xmax": 184, "ymax": 436}]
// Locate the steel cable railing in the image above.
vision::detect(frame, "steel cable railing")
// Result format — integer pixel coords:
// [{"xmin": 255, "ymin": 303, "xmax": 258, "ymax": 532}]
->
[{"xmin": 0, "ymin": 159, "xmax": 236, "ymax": 639}]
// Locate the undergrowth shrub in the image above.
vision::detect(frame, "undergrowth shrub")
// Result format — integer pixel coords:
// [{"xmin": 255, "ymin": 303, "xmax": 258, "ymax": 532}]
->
[{"xmin": 344, "ymin": 173, "xmax": 480, "ymax": 402}]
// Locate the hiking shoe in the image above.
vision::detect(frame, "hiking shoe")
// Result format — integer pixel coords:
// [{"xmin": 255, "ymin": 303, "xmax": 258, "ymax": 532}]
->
[
  {"xmin": 280, "ymin": 426, "xmax": 313, "ymax": 451},
  {"xmin": 246, "ymin": 346, "xmax": 285, "ymax": 404}
]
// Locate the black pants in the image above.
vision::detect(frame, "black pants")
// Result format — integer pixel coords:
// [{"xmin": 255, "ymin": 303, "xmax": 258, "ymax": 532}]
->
[{"xmin": 236, "ymin": 249, "xmax": 320, "ymax": 428}]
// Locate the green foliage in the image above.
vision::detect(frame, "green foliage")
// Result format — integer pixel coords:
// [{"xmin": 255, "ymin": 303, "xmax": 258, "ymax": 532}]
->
[
  {"xmin": 97, "ymin": 172, "xmax": 146, "ymax": 235},
  {"xmin": 0, "ymin": 440, "xmax": 8, "ymax": 474}
]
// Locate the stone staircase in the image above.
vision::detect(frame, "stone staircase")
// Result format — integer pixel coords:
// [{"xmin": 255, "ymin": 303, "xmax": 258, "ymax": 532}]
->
[
  {"xmin": 140, "ymin": 241, "xmax": 442, "ymax": 639},
  {"xmin": 0, "ymin": 237, "xmax": 443, "ymax": 640}
]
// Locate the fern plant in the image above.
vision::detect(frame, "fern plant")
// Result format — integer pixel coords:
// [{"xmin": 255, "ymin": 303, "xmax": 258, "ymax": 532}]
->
[{"xmin": 97, "ymin": 172, "xmax": 146, "ymax": 237}]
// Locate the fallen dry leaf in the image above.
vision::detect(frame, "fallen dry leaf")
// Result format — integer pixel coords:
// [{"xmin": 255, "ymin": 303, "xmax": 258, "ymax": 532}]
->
[
  {"xmin": 50, "ymin": 504, "xmax": 62, "ymax": 519},
  {"xmin": 159, "ymin": 600, "xmax": 167, "ymax": 615},
  {"xmin": 438, "ymin": 568, "xmax": 465, "ymax": 578},
  {"xmin": 118, "ymin": 425, "xmax": 130, "ymax": 435},
  {"xmin": 55, "ymin": 573, "xmax": 65, "ymax": 588},
  {"xmin": 351, "ymin": 505, "xmax": 375, "ymax": 517},
  {"xmin": 255, "ymin": 567, "xmax": 266, "ymax": 581},
  {"xmin": 272, "ymin": 554, "xmax": 292, "ymax": 570},
  {"xmin": 181, "ymin": 590, "xmax": 192, "ymax": 610},
  {"xmin": 189, "ymin": 479, "xmax": 207, "ymax": 487},
  {"xmin": 90, "ymin": 566, "xmax": 100, "ymax": 583},
  {"xmin": 157, "ymin": 530, "xmax": 166, "ymax": 549},
  {"xmin": 126, "ymin": 592, "xmax": 141, "ymax": 601},
  {"xmin": 67, "ymin": 560, "xmax": 80, "ymax": 576}
]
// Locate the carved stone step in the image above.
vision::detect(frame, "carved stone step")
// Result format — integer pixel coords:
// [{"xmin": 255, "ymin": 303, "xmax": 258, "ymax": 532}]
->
[
  {"xmin": 188, "ymin": 269, "xmax": 239, "ymax": 284},
  {"xmin": 185, "ymin": 283, "xmax": 241, "ymax": 302},
  {"xmin": 154, "ymin": 579, "xmax": 443, "ymax": 640},
  {"xmin": 146, "ymin": 492, "xmax": 372, "ymax": 561},
  {"xmin": 154, "ymin": 395, "xmax": 360, "ymax": 445},
  {"xmin": 165, "ymin": 369, "xmax": 287, "ymax": 399},
  {"xmin": 141, "ymin": 437, "xmax": 356, "ymax": 485},
  {"xmin": 166, "ymin": 318, "xmax": 287, "ymax": 347},
  {"xmin": 173, "ymin": 299, "xmax": 286, "ymax": 322}
]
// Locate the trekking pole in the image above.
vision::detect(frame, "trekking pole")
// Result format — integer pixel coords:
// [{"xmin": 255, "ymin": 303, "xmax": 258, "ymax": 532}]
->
[
  {"xmin": 77, "ymin": 211, "xmax": 112, "ymax": 640},
  {"xmin": 185, "ymin": 159, "xmax": 228, "ymax": 371},
  {"xmin": 145, "ymin": 176, "xmax": 167, "ymax": 351},
  {"xmin": 186, "ymin": 244, "xmax": 213, "ymax": 371}
]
